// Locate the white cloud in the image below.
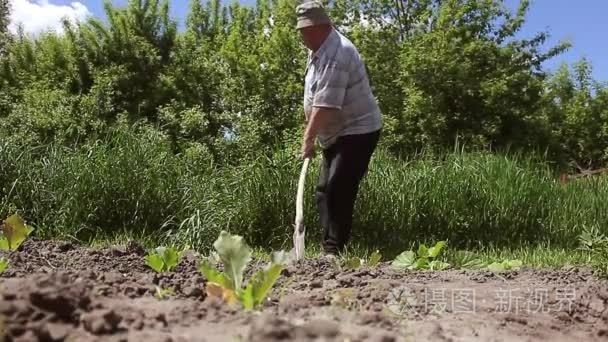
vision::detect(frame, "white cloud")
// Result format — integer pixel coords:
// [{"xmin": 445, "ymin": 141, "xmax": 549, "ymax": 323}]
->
[{"xmin": 8, "ymin": 0, "xmax": 91, "ymax": 35}]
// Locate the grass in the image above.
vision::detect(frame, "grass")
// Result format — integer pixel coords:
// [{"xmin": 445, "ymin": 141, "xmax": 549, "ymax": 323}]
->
[
  {"xmin": 1, "ymin": 127, "xmax": 608, "ymax": 266},
  {"xmin": 312, "ymin": 241, "xmax": 592, "ymax": 269}
]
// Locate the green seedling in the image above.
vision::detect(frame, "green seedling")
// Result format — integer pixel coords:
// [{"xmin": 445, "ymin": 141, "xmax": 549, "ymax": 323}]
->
[
  {"xmin": 154, "ymin": 286, "xmax": 176, "ymax": 300},
  {"xmin": 392, "ymin": 241, "xmax": 450, "ymax": 271},
  {"xmin": 145, "ymin": 245, "xmax": 187, "ymax": 273},
  {"xmin": 577, "ymin": 229, "xmax": 608, "ymax": 276},
  {"xmin": 343, "ymin": 257, "xmax": 362, "ymax": 269},
  {"xmin": 342, "ymin": 250, "xmax": 382, "ymax": 270},
  {"xmin": 578, "ymin": 227, "xmax": 608, "ymax": 251},
  {"xmin": 368, "ymin": 250, "xmax": 382, "ymax": 266},
  {"xmin": 0, "ymin": 214, "xmax": 34, "ymax": 251},
  {"xmin": 199, "ymin": 230, "xmax": 288, "ymax": 310},
  {"xmin": 487, "ymin": 259, "xmax": 523, "ymax": 272},
  {"xmin": 0, "ymin": 257, "xmax": 8, "ymax": 274},
  {"xmin": 451, "ymin": 250, "xmax": 486, "ymax": 269},
  {"xmin": 330, "ymin": 288, "xmax": 360, "ymax": 310}
]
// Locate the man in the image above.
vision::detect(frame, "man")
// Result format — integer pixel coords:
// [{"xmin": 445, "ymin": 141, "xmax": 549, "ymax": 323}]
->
[{"xmin": 296, "ymin": 1, "xmax": 382, "ymax": 257}]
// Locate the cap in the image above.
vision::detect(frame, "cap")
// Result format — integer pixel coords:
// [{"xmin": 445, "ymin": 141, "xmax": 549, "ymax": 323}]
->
[{"xmin": 296, "ymin": 1, "xmax": 331, "ymax": 29}]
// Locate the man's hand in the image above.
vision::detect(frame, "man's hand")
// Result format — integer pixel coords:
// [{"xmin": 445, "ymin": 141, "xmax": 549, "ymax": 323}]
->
[
  {"xmin": 301, "ymin": 106, "xmax": 336, "ymax": 159},
  {"xmin": 301, "ymin": 137, "xmax": 315, "ymax": 160}
]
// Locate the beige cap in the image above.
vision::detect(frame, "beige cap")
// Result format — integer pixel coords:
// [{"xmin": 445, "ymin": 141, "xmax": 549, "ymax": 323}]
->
[{"xmin": 296, "ymin": 1, "xmax": 332, "ymax": 29}]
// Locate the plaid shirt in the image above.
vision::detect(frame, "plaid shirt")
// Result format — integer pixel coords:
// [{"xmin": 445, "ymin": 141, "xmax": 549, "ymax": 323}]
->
[{"xmin": 304, "ymin": 28, "xmax": 382, "ymax": 148}]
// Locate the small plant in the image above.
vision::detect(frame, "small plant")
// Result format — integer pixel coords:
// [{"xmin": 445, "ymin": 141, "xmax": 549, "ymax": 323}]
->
[
  {"xmin": 0, "ymin": 257, "xmax": 8, "ymax": 274},
  {"xmin": 577, "ymin": 228, "xmax": 608, "ymax": 276},
  {"xmin": 199, "ymin": 230, "xmax": 288, "ymax": 310},
  {"xmin": 487, "ymin": 259, "xmax": 523, "ymax": 272},
  {"xmin": 450, "ymin": 250, "xmax": 485, "ymax": 269},
  {"xmin": 154, "ymin": 286, "xmax": 176, "ymax": 300},
  {"xmin": 145, "ymin": 245, "xmax": 187, "ymax": 273},
  {"xmin": 392, "ymin": 241, "xmax": 450, "ymax": 271},
  {"xmin": 342, "ymin": 250, "xmax": 382, "ymax": 270},
  {"xmin": 579, "ymin": 227, "xmax": 608, "ymax": 252},
  {"xmin": 330, "ymin": 288, "xmax": 360, "ymax": 310},
  {"xmin": 0, "ymin": 214, "xmax": 34, "ymax": 251}
]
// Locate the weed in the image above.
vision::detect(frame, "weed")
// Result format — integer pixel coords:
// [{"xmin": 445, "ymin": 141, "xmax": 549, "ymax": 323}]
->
[{"xmin": 578, "ymin": 228, "xmax": 608, "ymax": 276}]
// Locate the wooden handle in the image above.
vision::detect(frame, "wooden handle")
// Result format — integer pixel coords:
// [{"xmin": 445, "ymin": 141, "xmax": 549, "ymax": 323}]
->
[{"xmin": 295, "ymin": 158, "xmax": 310, "ymax": 230}]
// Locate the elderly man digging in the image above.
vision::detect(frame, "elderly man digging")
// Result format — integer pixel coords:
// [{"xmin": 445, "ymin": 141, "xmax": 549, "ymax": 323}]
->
[{"xmin": 297, "ymin": 1, "xmax": 382, "ymax": 258}]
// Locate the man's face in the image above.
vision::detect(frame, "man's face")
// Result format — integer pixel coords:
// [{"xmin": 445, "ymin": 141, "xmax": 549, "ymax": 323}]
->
[{"xmin": 298, "ymin": 26, "xmax": 317, "ymax": 51}]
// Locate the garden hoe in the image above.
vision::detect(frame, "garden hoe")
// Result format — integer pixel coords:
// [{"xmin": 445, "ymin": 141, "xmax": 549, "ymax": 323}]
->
[{"xmin": 291, "ymin": 157, "xmax": 310, "ymax": 262}]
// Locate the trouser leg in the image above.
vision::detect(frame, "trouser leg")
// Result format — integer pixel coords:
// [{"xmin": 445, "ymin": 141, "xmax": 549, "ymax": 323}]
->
[{"xmin": 316, "ymin": 130, "xmax": 381, "ymax": 254}]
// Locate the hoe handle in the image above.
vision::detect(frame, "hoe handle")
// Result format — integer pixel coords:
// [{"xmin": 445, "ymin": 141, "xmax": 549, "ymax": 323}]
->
[{"xmin": 295, "ymin": 158, "xmax": 310, "ymax": 230}]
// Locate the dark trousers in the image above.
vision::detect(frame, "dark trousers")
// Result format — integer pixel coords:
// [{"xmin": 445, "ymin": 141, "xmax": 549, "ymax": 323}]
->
[{"xmin": 316, "ymin": 129, "xmax": 381, "ymax": 254}]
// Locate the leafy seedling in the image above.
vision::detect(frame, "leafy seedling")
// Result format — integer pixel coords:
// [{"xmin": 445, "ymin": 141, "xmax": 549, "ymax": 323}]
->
[
  {"xmin": 451, "ymin": 250, "xmax": 486, "ymax": 269},
  {"xmin": 578, "ymin": 227, "xmax": 608, "ymax": 251},
  {"xmin": 487, "ymin": 259, "xmax": 523, "ymax": 272},
  {"xmin": 154, "ymin": 286, "xmax": 176, "ymax": 300},
  {"xmin": 330, "ymin": 288, "xmax": 359, "ymax": 310},
  {"xmin": 343, "ymin": 257, "xmax": 362, "ymax": 269},
  {"xmin": 577, "ymin": 229, "xmax": 608, "ymax": 276},
  {"xmin": 199, "ymin": 230, "xmax": 288, "ymax": 310},
  {"xmin": 367, "ymin": 250, "xmax": 382, "ymax": 267},
  {"xmin": 145, "ymin": 246, "xmax": 186, "ymax": 273},
  {"xmin": 0, "ymin": 257, "xmax": 8, "ymax": 274},
  {"xmin": 342, "ymin": 250, "xmax": 382, "ymax": 270},
  {"xmin": 392, "ymin": 241, "xmax": 450, "ymax": 271},
  {"xmin": 0, "ymin": 214, "xmax": 34, "ymax": 251}
]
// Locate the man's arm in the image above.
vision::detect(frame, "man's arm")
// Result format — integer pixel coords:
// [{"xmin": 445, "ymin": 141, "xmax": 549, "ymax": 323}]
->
[
  {"xmin": 301, "ymin": 56, "xmax": 348, "ymax": 159},
  {"xmin": 301, "ymin": 106, "xmax": 337, "ymax": 159}
]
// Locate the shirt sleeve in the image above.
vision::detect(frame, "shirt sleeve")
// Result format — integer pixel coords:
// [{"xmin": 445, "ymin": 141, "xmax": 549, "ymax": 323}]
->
[{"xmin": 312, "ymin": 59, "xmax": 348, "ymax": 110}]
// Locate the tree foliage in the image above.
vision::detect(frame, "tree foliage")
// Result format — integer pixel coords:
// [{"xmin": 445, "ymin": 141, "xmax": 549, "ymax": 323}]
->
[
  {"xmin": 0, "ymin": 0, "xmax": 9, "ymax": 55},
  {"xmin": 0, "ymin": 0, "xmax": 605, "ymax": 170}
]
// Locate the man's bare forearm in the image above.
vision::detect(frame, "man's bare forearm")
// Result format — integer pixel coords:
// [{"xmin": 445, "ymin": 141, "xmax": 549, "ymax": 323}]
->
[{"xmin": 304, "ymin": 106, "xmax": 335, "ymax": 144}]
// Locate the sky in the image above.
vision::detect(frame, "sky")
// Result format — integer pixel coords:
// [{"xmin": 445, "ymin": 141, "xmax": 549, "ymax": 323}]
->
[{"xmin": 7, "ymin": 0, "xmax": 608, "ymax": 81}]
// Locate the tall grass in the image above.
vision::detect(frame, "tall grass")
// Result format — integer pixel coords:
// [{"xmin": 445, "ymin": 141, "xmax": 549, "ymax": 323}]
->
[
  {"xmin": 355, "ymin": 149, "xmax": 607, "ymax": 254},
  {"xmin": 1, "ymin": 128, "xmax": 607, "ymax": 256}
]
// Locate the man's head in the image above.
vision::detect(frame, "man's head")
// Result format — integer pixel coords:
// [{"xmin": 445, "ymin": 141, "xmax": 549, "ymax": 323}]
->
[{"xmin": 296, "ymin": 1, "xmax": 333, "ymax": 52}]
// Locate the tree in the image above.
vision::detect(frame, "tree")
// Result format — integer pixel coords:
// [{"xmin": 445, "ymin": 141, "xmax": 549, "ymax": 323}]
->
[
  {"xmin": 0, "ymin": 0, "xmax": 9, "ymax": 55},
  {"xmin": 542, "ymin": 60, "xmax": 608, "ymax": 170},
  {"xmin": 378, "ymin": 0, "xmax": 570, "ymax": 156}
]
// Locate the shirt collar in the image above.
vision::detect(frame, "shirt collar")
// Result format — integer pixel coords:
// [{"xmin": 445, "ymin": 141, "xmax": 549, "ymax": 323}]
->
[{"xmin": 312, "ymin": 28, "xmax": 337, "ymax": 60}]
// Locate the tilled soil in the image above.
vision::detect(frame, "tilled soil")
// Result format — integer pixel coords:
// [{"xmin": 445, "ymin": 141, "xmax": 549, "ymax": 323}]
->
[{"xmin": 1, "ymin": 239, "xmax": 608, "ymax": 342}]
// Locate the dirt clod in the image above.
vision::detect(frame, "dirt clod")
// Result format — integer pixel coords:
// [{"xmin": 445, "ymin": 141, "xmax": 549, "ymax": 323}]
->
[
  {"xmin": 81, "ymin": 309, "xmax": 122, "ymax": 334},
  {"xmin": 45, "ymin": 322, "xmax": 72, "ymax": 341}
]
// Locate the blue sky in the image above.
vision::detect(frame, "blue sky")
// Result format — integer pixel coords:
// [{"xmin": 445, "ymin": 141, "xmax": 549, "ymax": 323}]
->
[{"xmin": 9, "ymin": 0, "xmax": 607, "ymax": 81}]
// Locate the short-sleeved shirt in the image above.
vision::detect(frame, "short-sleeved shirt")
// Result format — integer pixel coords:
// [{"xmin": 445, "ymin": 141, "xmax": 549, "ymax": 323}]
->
[{"xmin": 303, "ymin": 28, "xmax": 382, "ymax": 148}]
